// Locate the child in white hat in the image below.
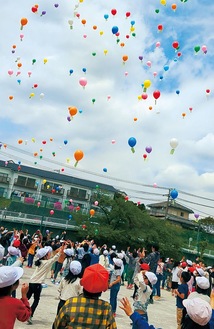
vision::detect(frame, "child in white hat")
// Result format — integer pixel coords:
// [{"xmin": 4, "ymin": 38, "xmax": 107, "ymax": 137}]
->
[{"xmin": 0, "ymin": 266, "xmax": 31, "ymax": 328}]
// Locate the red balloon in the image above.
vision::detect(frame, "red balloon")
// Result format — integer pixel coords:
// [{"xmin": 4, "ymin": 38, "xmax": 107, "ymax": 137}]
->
[
  {"xmin": 172, "ymin": 41, "xmax": 179, "ymax": 49},
  {"xmin": 177, "ymin": 52, "xmax": 182, "ymax": 57},
  {"xmin": 157, "ymin": 24, "xmax": 163, "ymax": 31},
  {"xmin": 143, "ymin": 154, "xmax": 147, "ymax": 159},
  {"xmin": 124, "ymin": 196, "xmax": 129, "ymax": 201},
  {"xmin": 141, "ymin": 93, "xmax": 148, "ymax": 100},
  {"xmin": 126, "ymin": 12, "xmax": 131, "ymax": 18},
  {"xmin": 31, "ymin": 7, "xmax": 38, "ymax": 13},
  {"xmin": 111, "ymin": 9, "xmax": 117, "ymax": 16},
  {"xmin": 153, "ymin": 90, "xmax": 161, "ymax": 100},
  {"xmin": 206, "ymin": 89, "xmax": 210, "ymax": 94}
]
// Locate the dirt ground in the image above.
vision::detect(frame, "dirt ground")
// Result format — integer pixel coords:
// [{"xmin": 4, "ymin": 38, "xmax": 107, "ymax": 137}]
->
[{"xmin": 14, "ymin": 266, "xmax": 176, "ymax": 329}]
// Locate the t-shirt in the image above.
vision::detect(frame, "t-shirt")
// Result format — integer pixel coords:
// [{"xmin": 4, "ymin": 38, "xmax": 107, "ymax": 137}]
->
[
  {"xmin": 176, "ymin": 283, "xmax": 188, "ymax": 308},
  {"xmin": 0, "ymin": 296, "xmax": 31, "ymax": 329}
]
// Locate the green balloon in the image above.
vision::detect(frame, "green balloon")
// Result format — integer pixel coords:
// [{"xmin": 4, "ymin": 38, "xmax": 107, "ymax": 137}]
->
[
  {"xmin": 132, "ymin": 33, "xmax": 136, "ymax": 37},
  {"xmin": 32, "ymin": 59, "xmax": 36, "ymax": 64},
  {"xmin": 155, "ymin": 9, "xmax": 159, "ymax": 13},
  {"xmin": 92, "ymin": 52, "xmax": 96, "ymax": 56},
  {"xmin": 194, "ymin": 46, "xmax": 200, "ymax": 53},
  {"xmin": 92, "ymin": 98, "xmax": 96, "ymax": 103}
]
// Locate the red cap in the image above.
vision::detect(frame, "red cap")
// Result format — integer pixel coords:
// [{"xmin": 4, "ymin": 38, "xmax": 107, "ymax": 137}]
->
[
  {"xmin": 80, "ymin": 264, "xmax": 109, "ymax": 293},
  {"xmin": 181, "ymin": 262, "xmax": 187, "ymax": 268},
  {"xmin": 188, "ymin": 267, "xmax": 196, "ymax": 273},
  {"xmin": 13, "ymin": 240, "xmax": 21, "ymax": 247},
  {"xmin": 140, "ymin": 263, "xmax": 150, "ymax": 271}
]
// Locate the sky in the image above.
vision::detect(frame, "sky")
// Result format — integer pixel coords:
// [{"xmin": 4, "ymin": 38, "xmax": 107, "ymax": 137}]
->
[{"xmin": 1, "ymin": 0, "xmax": 214, "ymax": 219}]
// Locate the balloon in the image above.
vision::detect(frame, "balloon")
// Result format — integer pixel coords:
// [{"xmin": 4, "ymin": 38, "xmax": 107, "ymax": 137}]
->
[
  {"xmin": 128, "ymin": 137, "xmax": 137, "ymax": 153},
  {"xmin": 143, "ymin": 79, "xmax": 151, "ymax": 92},
  {"xmin": 155, "ymin": 9, "xmax": 160, "ymax": 13},
  {"xmin": 79, "ymin": 77, "xmax": 87, "ymax": 88},
  {"xmin": 122, "ymin": 55, "xmax": 128, "ymax": 64},
  {"xmin": 153, "ymin": 90, "xmax": 161, "ymax": 104},
  {"xmin": 143, "ymin": 154, "xmax": 147, "ymax": 160},
  {"xmin": 176, "ymin": 90, "xmax": 180, "ymax": 95},
  {"xmin": 74, "ymin": 150, "xmax": 84, "ymax": 167},
  {"xmin": 20, "ymin": 18, "xmax": 28, "ymax": 30},
  {"xmin": 141, "ymin": 93, "xmax": 148, "ymax": 100},
  {"xmin": 164, "ymin": 65, "xmax": 169, "ymax": 71},
  {"xmin": 94, "ymin": 201, "xmax": 99, "ymax": 206},
  {"xmin": 124, "ymin": 196, "xmax": 129, "ymax": 201},
  {"xmin": 68, "ymin": 106, "xmax": 78, "ymax": 117},
  {"xmin": 194, "ymin": 213, "xmax": 199, "ymax": 219},
  {"xmin": 104, "ymin": 14, "xmax": 109, "ymax": 20},
  {"xmin": 160, "ymin": 0, "xmax": 166, "ymax": 5},
  {"xmin": 157, "ymin": 24, "xmax": 163, "ymax": 32},
  {"xmin": 32, "ymin": 59, "xmax": 36, "ymax": 65},
  {"xmin": 194, "ymin": 45, "xmax": 200, "ymax": 53},
  {"xmin": 145, "ymin": 146, "xmax": 152, "ymax": 154},
  {"xmin": 43, "ymin": 58, "xmax": 48, "ymax": 64},
  {"xmin": 93, "ymin": 25, "xmax": 97, "ymax": 30},
  {"xmin": 20, "ymin": 34, "xmax": 24, "ymax": 41},
  {"xmin": 126, "ymin": 12, "xmax": 131, "ymax": 18},
  {"xmin": 41, "ymin": 11, "xmax": 46, "ymax": 17},
  {"xmin": 170, "ymin": 189, "xmax": 178, "ymax": 199},
  {"xmin": 172, "ymin": 41, "xmax": 179, "ymax": 49},
  {"xmin": 92, "ymin": 98, "xmax": 96, "ymax": 104},
  {"xmin": 170, "ymin": 138, "xmax": 178, "ymax": 154},
  {"xmin": 37, "ymin": 202, "xmax": 41, "ymax": 207},
  {"xmin": 28, "ymin": 71, "xmax": 32, "ymax": 77},
  {"xmin": 104, "ymin": 49, "xmax": 108, "ymax": 55},
  {"xmin": 90, "ymin": 209, "xmax": 95, "ymax": 216},
  {"xmin": 81, "ymin": 19, "xmax": 86, "ymax": 26},
  {"xmin": 103, "ymin": 168, "xmax": 107, "ymax": 172},
  {"xmin": 8, "ymin": 69, "xmax": 13, "ymax": 76},
  {"xmin": 206, "ymin": 89, "xmax": 210, "ymax": 95},
  {"xmin": 76, "ymin": 206, "xmax": 80, "ymax": 211},
  {"xmin": 64, "ymin": 140, "xmax": 68, "ymax": 145},
  {"xmin": 82, "ymin": 67, "xmax": 86, "ymax": 73},
  {"xmin": 171, "ymin": 4, "xmax": 177, "ymax": 11},
  {"xmin": 68, "ymin": 20, "xmax": 73, "ymax": 29},
  {"xmin": 69, "ymin": 69, "xmax": 73, "ymax": 75},
  {"xmin": 201, "ymin": 45, "xmax": 207, "ymax": 53},
  {"xmin": 156, "ymin": 41, "xmax": 161, "ymax": 47},
  {"xmin": 111, "ymin": 9, "xmax": 117, "ymax": 16},
  {"xmin": 54, "ymin": 4, "xmax": 59, "ymax": 8},
  {"xmin": 32, "ymin": 6, "xmax": 38, "ymax": 13},
  {"xmin": 139, "ymin": 55, "xmax": 143, "ymax": 62},
  {"xmin": 112, "ymin": 26, "xmax": 119, "ymax": 34},
  {"xmin": 130, "ymin": 20, "xmax": 135, "ymax": 26},
  {"xmin": 146, "ymin": 61, "xmax": 152, "ymax": 68},
  {"xmin": 50, "ymin": 210, "xmax": 54, "ymax": 215},
  {"xmin": 182, "ymin": 112, "xmax": 186, "ymax": 119},
  {"xmin": 29, "ymin": 93, "xmax": 35, "ymax": 98}
]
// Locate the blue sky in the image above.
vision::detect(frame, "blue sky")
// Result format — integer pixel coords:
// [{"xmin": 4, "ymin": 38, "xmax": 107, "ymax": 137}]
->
[{"xmin": 0, "ymin": 0, "xmax": 214, "ymax": 218}]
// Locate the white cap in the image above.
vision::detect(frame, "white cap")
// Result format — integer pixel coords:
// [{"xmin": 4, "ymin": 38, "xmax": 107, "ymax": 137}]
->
[
  {"xmin": 145, "ymin": 271, "xmax": 157, "ymax": 285},
  {"xmin": 196, "ymin": 276, "xmax": 210, "ymax": 290},
  {"xmin": 112, "ymin": 245, "xmax": 116, "ymax": 250},
  {"xmin": 196, "ymin": 267, "xmax": 205, "ymax": 276},
  {"xmin": 64, "ymin": 249, "xmax": 74, "ymax": 257},
  {"xmin": 117, "ymin": 253, "xmax": 124, "ymax": 259},
  {"xmin": 8, "ymin": 246, "xmax": 19, "ymax": 256},
  {"xmin": 103, "ymin": 250, "xmax": 108, "ymax": 256},
  {"xmin": 113, "ymin": 258, "xmax": 123, "ymax": 267},
  {"xmin": 70, "ymin": 260, "xmax": 82, "ymax": 275},
  {"xmin": 183, "ymin": 298, "xmax": 212, "ymax": 326},
  {"xmin": 186, "ymin": 259, "xmax": 193, "ymax": 266},
  {"xmin": 36, "ymin": 247, "xmax": 49, "ymax": 259},
  {"xmin": 93, "ymin": 248, "xmax": 100, "ymax": 256},
  {"xmin": 44, "ymin": 246, "xmax": 53, "ymax": 254},
  {"xmin": 0, "ymin": 266, "xmax": 23, "ymax": 288}
]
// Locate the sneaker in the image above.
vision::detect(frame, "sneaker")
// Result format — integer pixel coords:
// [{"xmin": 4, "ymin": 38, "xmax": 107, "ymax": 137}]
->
[
  {"xmin": 154, "ymin": 296, "xmax": 161, "ymax": 301},
  {"xmin": 55, "ymin": 281, "xmax": 60, "ymax": 285},
  {"xmin": 113, "ymin": 313, "xmax": 116, "ymax": 317},
  {"xmin": 51, "ymin": 279, "xmax": 55, "ymax": 283},
  {"xmin": 41, "ymin": 283, "xmax": 48, "ymax": 288},
  {"xmin": 27, "ymin": 316, "xmax": 33, "ymax": 325}
]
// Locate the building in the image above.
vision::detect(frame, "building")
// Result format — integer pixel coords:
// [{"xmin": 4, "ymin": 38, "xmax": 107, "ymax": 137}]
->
[
  {"xmin": 0, "ymin": 160, "xmax": 117, "ymax": 214},
  {"xmin": 147, "ymin": 200, "xmax": 195, "ymax": 228}
]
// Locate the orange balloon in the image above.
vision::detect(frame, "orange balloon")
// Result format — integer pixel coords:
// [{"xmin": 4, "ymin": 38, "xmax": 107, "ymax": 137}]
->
[
  {"xmin": 34, "ymin": 4, "xmax": 39, "ymax": 8},
  {"xmin": 74, "ymin": 150, "xmax": 84, "ymax": 161},
  {"xmin": 182, "ymin": 112, "xmax": 186, "ymax": 118},
  {"xmin": 33, "ymin": 152, "xmax": 38, "ymax": 157},
  {"xmin": 171, "ymin": 4, "xmax": 177, "ymax": 10},
  {"xmin": 81, "ymin": 19, "xmax": 86, "ymax": 25},
  {"xmin": 149, "ymin": 106, "xmax": 153, "ymax": 110},
  {"xmin": 17, "ymin": 63, "xmax": 22, "ymax": 68},
  {"xmin": 93, "ymin": 25, "xmax": 97, "ymax": 30},
  {"xmin": 9, "ymin": 96, "xmax": 14, "ymax": 100},
  {"xmin": 133, "ymin": 117, "xmax": 138, "ymax": 121},
  {"xmin": 68, "ymin": 106, "xmax": 78, "ymax": 117},
  {"xmin": 12, "ymin": 45, "xmax": 16, "ymax": 49},
  {"xmin": 89, "ymin": 209, "xmax": 95, "ymax": 216},
  {"xmin": 20, "ymin": 18, "xmax": 28, "ymax": 26},
  {"xmin": 122, "ymin": 55, "xmax": 128, "ymax": 62},
  {"xmin": 120, "ymin": 42, "xmax": 125, "ymax": 47},
  {"xmin": 18, "ymin": 139, "xmax": 23, "ymax": 144}
]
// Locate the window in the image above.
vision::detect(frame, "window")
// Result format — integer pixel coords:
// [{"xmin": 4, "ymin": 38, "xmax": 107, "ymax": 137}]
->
[
  {"xmin": 0, "ymin": 173, "xmax": 9, "ymax": 183},
  {"xmin": 180, "ymin": 212, "xmax": 184, "ymax": 217},
  {"xmin": 16, "ymin": 176, "xmax": 36, "ymax": 188}
]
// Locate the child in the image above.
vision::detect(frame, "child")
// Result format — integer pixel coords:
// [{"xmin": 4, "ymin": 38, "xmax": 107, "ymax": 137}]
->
[
  {"xmin": 133, "ymin": 266, "xmax": 157, "ymax": 326},
  {"xmin": 60, "ymin": 248, "xmax": 75, "ymax": 278},
  {"xmin": 175, "ymin": 271, "xmax": 191, "ymax": 329},
  {"xmin": 0, "ymin": 266, "xmax": 31, "ymax": 328},
  {"xmin": 109, "ymin": 257, "xmax": 122, "ymax": 316},
  {"xmin": 6, "ymin": 246, "xmax": 19, "ymax": 266},
  {"xmin": 57, "ymin": 260, "xmax": 83, "ymax": 313},
  {"xmin": 27, "ymin": 245, "xmax": 64, "ymax": 324}
]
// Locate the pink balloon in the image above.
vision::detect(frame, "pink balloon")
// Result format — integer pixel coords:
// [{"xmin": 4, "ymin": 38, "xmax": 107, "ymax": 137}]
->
[
  {"xmin": 146, "ymin": 61, "xmax": 152, "ymax": 68},
  {"xmin": 8, "ymin": 69, "xmax": 13, "ymax": 76},
  {"xmin": 153, "ymin": 72, "xmax": 157, "ymax": 77},
  {"xmin": 83, "ymin": 34, "xmax": 87, "ymax": 38},
  {"xmin": 94, "ymin": 201, "xmax": 99, "ymax": 206},
  {"xmin": 107, "ymin": 95, "xmax": 111, "ymax": 100},
  {"xmin": 50, "ymin": 210, "xmax": 54, "ymax": 215},
  {"xmin": 111, "ymin": 139, "xmax": 116, "ymax": 144},
  {"xmin": 153, "ymin": 183, "xmax": 157, "ymax": 188},
  {"xmin": 124, "ymin": 71, "xmax": 128, "ymax": 76},
  {"xmin": 69, "ymin": 199, "xmax": 73, "ymax": 203},
  {"xmin": 141, "ymin": 93, "xmax": 148, "ymax": 100},
  {"xmin": 156, "ymin": 41, "xmax": 161, "ymax": 47},
  {"xmin": 20, "ymin": 34, "xmax": 24, "ymax": 41},
  {"xmin": 79, "ymin": 77, "xmax": 87, "ymax": 87},
  {"xmin": 28, "ymin": 71, "xmax": 32, "ymax": 77},
  {"xmin": 201, "ymin": 45, "xmax": 207, "ymax": 53}
]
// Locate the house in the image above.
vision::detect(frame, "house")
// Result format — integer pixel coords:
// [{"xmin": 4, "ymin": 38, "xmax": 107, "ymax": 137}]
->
[
  {"xmin": 147, "ymin": 200, "xmax": 195, "ymax": 227},
  {"xmin": 0, "ymin": 160, "xmax": 117, "ymax": 214}
]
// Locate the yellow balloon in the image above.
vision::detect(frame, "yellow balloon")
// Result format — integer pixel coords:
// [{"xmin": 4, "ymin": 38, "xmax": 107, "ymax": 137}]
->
[
  {"xmin": 29, "ymin": 93, "xmax": 35, "ymax": 98},
  {"xmin": 66, "ymin": 158, "xmax": 70, "ymax": 163},
  {"xmin": 130, "ymin": 26, "xmax": 135, "ymax": 32},
  {"xmin": 31, "ymin": 138, "xmax": 36, "ymax": 143},
  {"xmin": 104, "ymin": 49, "xmax": 108, "ymax": 55},
  {"xmin": 160, "ymin": 0, "xmax": 166, "ymax": 5},
  {"xmin": 79, "ymin": 0, "xmax": 83, "ymax": 2},
  {"xmin": 99, "ymin": 31, "xmax": 104, "ymax": 36},
  {"xmin": 43, "ymin": 179, "xmax": 47, "ymax": 184},
  {"xmin": 138, "ymin": 95, "xmax": 142, "ymax": 100},
  {"xmin": 43, "ymin": 58, "xmax": 48, "ymax": 64},
  {"xmin": 144, "ymin": 80, "xmax": 151, "ymax": 89}
]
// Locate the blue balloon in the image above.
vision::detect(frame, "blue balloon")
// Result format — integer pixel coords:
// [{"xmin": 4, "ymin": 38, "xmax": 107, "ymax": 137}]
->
[
  {"xmin": 128, "ymin": 137, "xmax": 137, "ymax": 148},
  {"xmin": 69, "ymin": 69, "xmax": 73, "ymax": 75},
  {"xmin": 170, "ymin": 189, "xmax": 178, "ymax": 199},
  {"xmin": 82, "ymin": 68, "xmax": 87, "ymax": 73},
  {"xmin": 103, "ymin": 168, "xmax": 107, "ymax": 173},
  {"xmin": 68, "ymin": 214, "xmax": 72, "ymax": 219},
  {"xmin": 64, "ymin": 140, "xmax": 68, "ymax": 145},
  {"xmin": 112, "ymin": 26, "xmax": 119, "ymax": 34},
  {"xmin": 159, "ymin": 75, "xmax": 163, "ymax": 80},
  {"xmin": 176, "ymin": 90, "xmax": 180, "ymax": 95},
  {"xmin": 130, "ymin": 20, "xmax": 135, "ymax": 26},
  {"xmin": 17, "ymin": 79, "xmax": 21, "ymax": 84},
  {"xmin": 79, "ymin": 109, "xmax": 82, "ymax": 113},
  {"xmin": 164, "ymin": 65, "xmax": 169, "ymax": 71},
  {"xmin": 104, "ymin": 14, "xmax": 109, "ymax": 20}
]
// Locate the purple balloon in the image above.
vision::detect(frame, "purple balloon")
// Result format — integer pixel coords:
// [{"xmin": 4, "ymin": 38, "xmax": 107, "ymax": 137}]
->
[
  {"xmin": 139, "ymin": 56, "xmax": 143, "ymax": 61},
  {"xmin": 54, "ymin": 4, "xmax": 59, "ymax": 8},
  {"xmin": 67, "ymin": 116, "xmax": 71, "ymax": 122},
  {"xmin": 145, "ymin": 146, "xmax": 152, "ymax": 154},
  {"xmin": 41, "ymin": 11, "xmax": 46, "ymax": 16},
  {"xmin": 194, "ymin": 213, "xmax": 199, "ymax": 219}
]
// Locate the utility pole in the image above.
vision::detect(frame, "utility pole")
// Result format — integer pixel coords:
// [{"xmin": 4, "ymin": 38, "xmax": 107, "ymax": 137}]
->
[{"xmin": 164, "ymin": 189, "xmax": 171, "ymax": 219}]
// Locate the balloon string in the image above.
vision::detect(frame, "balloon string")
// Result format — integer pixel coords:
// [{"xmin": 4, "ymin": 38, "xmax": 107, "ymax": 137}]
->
[
  {"xmin": 131, "ymin": 147, "xmax": 135, "ymax": 153},
  {"xmin": 74, "ymin": 160, "xmax": 78, "ymax": 167},
  {"xmin": 170, "ymin": 148, "xmax": 175, "ymax": 155}
]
